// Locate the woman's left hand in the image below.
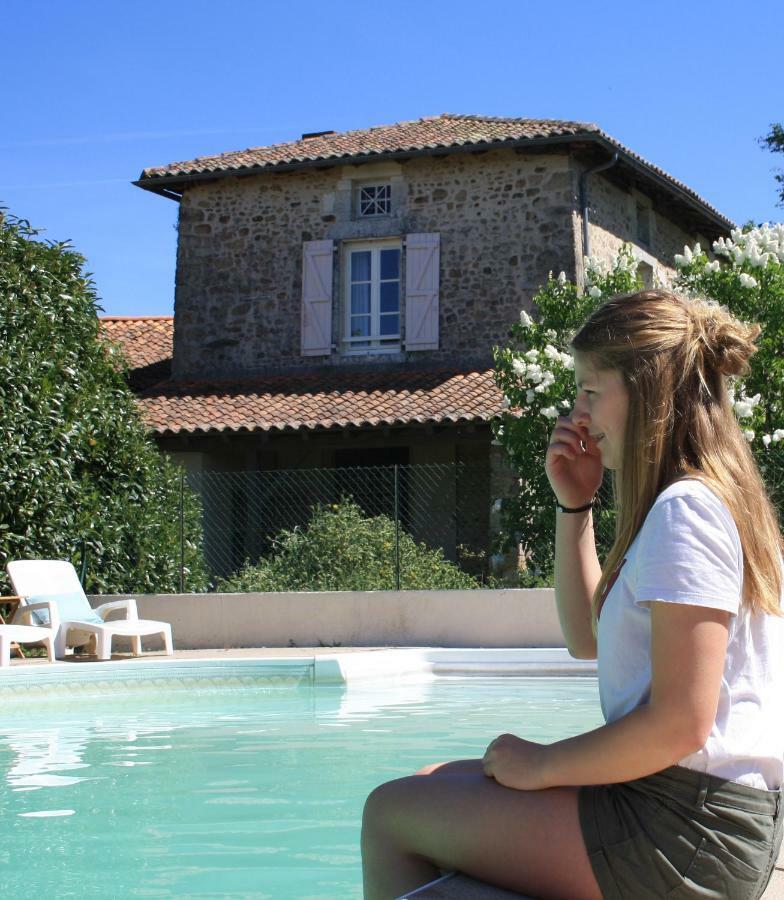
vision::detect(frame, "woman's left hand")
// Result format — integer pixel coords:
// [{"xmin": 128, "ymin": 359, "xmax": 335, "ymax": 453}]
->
[{"xmin": 482, "ymin": 733, "xmax": 549, "ymax": 791}]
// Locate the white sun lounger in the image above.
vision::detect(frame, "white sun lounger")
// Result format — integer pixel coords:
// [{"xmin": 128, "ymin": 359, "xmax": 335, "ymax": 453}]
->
[
  {"xmin": 7, "ymin": 560, "xmax": 173, "ymax": 661},
  {"xmin": 0, "ymin": 600, "xmax": 57, "ymax": 667}
]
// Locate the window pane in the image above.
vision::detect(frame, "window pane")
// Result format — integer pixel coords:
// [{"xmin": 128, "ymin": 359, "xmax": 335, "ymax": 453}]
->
[
  {"xmin": 351, "ymin": 251, "xmax": 371, "ymax": 282},
  {"xmin": 380, "ymin": 281, "xmax": 399, "ymax": 313},
  {"xmin": 351, "ymin": 283, "xmax": 371, "ymax": 315},
  {"xmin": 380, "ymin": 248, "xmax": 400, "ymax": 281},
  {"xmin": 380, "ymin": 314, "xmax": 399, "ymax": 336},
  {"xmin": 351, "ymin": 316, "xmax": 371, "ymax": 338}
]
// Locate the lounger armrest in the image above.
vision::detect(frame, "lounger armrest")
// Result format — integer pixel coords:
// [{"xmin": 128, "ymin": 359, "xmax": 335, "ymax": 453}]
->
[
  {"xmin": 13, "ymin": 600, "xmax": 59, "ymax": 631},
  {"xmin": 93, "ymin": 598, "xmax": 139, "ymax": 621}
]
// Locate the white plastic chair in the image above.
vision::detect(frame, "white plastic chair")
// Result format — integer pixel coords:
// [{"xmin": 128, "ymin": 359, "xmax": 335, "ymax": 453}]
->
[
  {"xmin": 0, "ymin": 600, "xmax": 57, "ymax": 667},
  {"xmin": 7, "ymin": 560, "xmax": 173, "ymax": 661}
]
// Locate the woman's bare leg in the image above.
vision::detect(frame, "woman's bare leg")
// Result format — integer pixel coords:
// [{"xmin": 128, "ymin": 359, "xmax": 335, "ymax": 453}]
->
[
  {"xmin": 361, "ymin": 771, "xmax": 601, "ymax": 900},
  {"xmin": 414, "ymin": 758, "xmax": 484, "ymax": 776}
]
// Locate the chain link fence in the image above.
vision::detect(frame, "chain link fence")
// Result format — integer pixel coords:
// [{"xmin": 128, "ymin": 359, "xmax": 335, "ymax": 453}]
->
[
  {"xmin": 169, "ymin": 454, "xmax": 784, "ymax": 592},
  {"xmin": 183, "ymin": 462, "xmax": 495, "ymax": 590}
]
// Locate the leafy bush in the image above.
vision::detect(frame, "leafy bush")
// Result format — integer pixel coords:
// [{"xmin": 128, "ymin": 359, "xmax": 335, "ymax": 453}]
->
[
  {"xmin": 491, "ymin": 248, "xmax": 642, "ymax": 585},
  {"xmin": 0, "ymin": 212, "xmax": 208, "ymax": 593},
  {"xmin": 674, "ymin": 223, "xmax": 784, "ymax": 508},
  {"xmin": 492, "ymin": 225, "xmax": 784, "ymax": 585},
  {"xmin": 217, "ymin": 497, "xmax": 489, "ymax": 591}
]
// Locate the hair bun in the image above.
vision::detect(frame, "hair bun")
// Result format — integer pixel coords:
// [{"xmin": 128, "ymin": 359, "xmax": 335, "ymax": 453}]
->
[{"xmin": 688, "ymin": 299, "xmax": 760, "ymax": 378}]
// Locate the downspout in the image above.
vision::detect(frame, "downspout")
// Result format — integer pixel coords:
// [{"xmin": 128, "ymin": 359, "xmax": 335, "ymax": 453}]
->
[{"xmin": 579, "ymin": 152, "xmax": 619, "ymax": 259}]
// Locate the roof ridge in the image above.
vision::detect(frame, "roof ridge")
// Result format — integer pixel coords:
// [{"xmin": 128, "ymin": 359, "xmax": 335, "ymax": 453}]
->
[
  {"xmin": 141, "ymin": 113, "xmax": 599, "ymax": 175},
  {"xmin": 101, "ymin": 315, "xmax": 173, "ymax": 321}
]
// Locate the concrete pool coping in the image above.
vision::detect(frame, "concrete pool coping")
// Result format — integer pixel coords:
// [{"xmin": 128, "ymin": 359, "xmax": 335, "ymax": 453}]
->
[{"xmin": 0, "ymin": 646, "xmax": 597, "ymax": 691}]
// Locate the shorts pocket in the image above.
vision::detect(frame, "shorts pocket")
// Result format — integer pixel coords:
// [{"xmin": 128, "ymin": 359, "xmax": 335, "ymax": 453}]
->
[{"xmin": 666, "ymin": 836, "xmax": 762, "ymax": 899}]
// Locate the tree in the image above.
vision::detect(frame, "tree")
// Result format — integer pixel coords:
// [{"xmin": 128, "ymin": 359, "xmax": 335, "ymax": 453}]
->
[
  {"xmin": 0, "ymin": 211, "xmax": 208, "ymax": 593},
  {"xmin": 491, "ymin": 247, "xmax": 642, "ymax": 585},
  {"xmin": 492, "ymin": 226, "xmax": 784, "ymax": 586},
  {"xmin": 761, "ymin": 124, "xmax": 784, "ymax": 207},
  {"xmin": 673, "ymin": 223, "xmax": 784, "ymax": 507}
]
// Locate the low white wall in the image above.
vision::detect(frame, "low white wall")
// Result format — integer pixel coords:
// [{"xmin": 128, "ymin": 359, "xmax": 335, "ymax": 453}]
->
[{"xmin": 92, "ymin": 589, "xmax": 565, "ymax": 650}]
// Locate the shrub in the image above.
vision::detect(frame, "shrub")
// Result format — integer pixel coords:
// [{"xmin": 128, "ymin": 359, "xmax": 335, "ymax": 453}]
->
[
  {"xmin": 216, "ymin": 497, "xmax": 488, "ymax": 591},
  {"xmin": 674, "ymin": 223, "xmax": 784, "ymax": 508},
  {"xmin": 0, "ymin": 212, "xmax": 208, "ymax": 593},
  {"xmin": 491, "ymin": 247, "xmax": 642, "ymax": 585}
]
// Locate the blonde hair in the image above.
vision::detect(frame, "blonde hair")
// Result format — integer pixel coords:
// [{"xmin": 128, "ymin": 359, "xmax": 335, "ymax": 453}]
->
[{"xmin": 571, "ymin": 289, "xmax": 783, "ymax": 622}]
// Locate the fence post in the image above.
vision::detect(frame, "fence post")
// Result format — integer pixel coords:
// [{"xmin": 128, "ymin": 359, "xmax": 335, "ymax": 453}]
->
[
  {"xmin": 394, "ymin": 464, "xmax": 400, "ymax": 590},
  {"xmin": 179, "ymin": 472, "xmax": 185, "ymax": 594}
]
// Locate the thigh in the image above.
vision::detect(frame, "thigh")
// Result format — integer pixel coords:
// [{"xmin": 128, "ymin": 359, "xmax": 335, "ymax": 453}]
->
[
  {"xmin": 363, "ymin": 772, "xmax": 602, "ymax": 900},
  {"xmin": 415, "ymin": 758, "xmax": 485, "ymax": 776}
]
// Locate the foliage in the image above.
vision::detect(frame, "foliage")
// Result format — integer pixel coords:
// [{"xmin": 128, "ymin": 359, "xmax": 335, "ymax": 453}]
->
[
  {"xmin": 0, "ymin": 212, "xmax": 208, "ymax": 593},
  {"xmin": 216, "ymin": 497, "xmax": 489, "ymax": 592},
  {"xmin": 491, "ymin": 247, "xmax": 643, "ymax": 584},
  {"xmin": 492, "ymin": 224, "xmax": 784, "ymax": 586},
  {"xmin": 761, "ymin": 123, "xmax": 784, "ymax": 207},
  {"xmin": 674, "ymin": 223, "xmax": 784, "ymax": 508}
]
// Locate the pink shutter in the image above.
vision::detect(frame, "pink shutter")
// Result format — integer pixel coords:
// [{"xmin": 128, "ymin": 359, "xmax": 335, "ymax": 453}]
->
[
  {"xmin": 301, "ymin": 240, "xmax": 334, "ymax": 356},
  {"xmin": 405, "ymin": 233, "xmax": 440, "ymax": 351}
]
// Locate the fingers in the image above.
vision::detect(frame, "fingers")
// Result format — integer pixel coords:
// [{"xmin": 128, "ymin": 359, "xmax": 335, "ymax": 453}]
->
[{"xmin": 548, "ymin": 418, "xmax": 589, "ymax": 459}]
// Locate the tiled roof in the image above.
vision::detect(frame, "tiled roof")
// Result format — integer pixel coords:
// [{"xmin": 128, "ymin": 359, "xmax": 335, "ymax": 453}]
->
[
  {"xmin": 139, "ymin": 114, "xmax": 593, "ymax": 178},
  {"xmin": 137, "ymin": 367, "xmax": 505, "ymax": 436},
  {"xmin": 100, "ymin": 316, "xmax": 173, "ymax": 391},
  {"xmin": 99, "ymin": 317, "xmax": 505, "ymax": 435},
  {"xmin": 136, "ymin": 112, "xmax": 732, "ymax": 227}
]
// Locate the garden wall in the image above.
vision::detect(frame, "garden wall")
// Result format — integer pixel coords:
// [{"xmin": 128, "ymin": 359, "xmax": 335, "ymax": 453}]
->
[{"xmin": 92, "ymin": 588, "xmax": 564, "ymax": 650}]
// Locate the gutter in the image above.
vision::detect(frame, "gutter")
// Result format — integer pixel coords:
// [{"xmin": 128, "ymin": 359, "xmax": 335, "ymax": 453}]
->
[{"xmin": 578, "ymin": 152, "xmax": 619, "ymax": 259}]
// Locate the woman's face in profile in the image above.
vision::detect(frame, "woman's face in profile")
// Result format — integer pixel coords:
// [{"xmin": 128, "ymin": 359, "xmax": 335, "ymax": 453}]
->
[{"xmin": 570, "ymin": 353, "xmax": 629, "ymax": 471}]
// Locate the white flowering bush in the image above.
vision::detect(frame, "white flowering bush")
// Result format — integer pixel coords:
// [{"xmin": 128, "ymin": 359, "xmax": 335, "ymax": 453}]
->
[
  {"xmin": 675, "ymin": 227, "xmax": 784, "ymax": 433},
  {"xmin": 674, "ymin": 222, "xmax": 784, "ymax": 508},
  {"xmin": 491, "ymin": 246, "xmax": 641, "ymax": 585},
  {"xmin": 492, "ymin": 227, "xmax": 784, "ymax": 587}
]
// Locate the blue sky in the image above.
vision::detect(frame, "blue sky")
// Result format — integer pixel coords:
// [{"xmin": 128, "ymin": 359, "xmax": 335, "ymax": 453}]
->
[{"xmin": 4, "ymin": 0, "xmax": 783, "ymax": 317}]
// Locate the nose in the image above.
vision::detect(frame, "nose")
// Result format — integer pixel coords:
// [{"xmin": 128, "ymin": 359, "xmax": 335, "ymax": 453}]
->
[{"xmin": 571, "ymin": 396, "xmax": 591, "ymax": 428}]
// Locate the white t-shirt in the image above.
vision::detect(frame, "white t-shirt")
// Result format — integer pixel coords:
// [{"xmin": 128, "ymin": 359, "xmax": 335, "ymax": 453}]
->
[{"xmin": 597, "ymin": 479, "xmax": 784, "ymax": 790}]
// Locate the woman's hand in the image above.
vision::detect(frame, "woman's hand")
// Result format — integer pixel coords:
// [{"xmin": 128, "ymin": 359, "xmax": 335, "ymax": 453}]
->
[
  {"xmin": 545, "ymin": 416, "xmax": 603, "ymax": 509},
  {"xmin": 482, "ymin": 733, "xmax": 549, "ymax": 791}
]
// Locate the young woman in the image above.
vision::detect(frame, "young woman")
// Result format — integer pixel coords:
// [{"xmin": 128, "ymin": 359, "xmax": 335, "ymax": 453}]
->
[{"xmin": 361, "ymin": 289, "xmax": 784, "ymax": 899}]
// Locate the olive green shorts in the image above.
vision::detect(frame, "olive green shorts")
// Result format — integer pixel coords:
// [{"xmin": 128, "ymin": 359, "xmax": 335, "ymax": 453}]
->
[{"xmin": 578, "ymin": 765, "xmax": 782, "ymax": 899}]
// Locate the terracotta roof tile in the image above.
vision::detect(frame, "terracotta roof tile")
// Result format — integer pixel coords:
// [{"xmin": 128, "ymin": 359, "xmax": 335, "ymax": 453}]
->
[
  {"xmin": 136, "ymin": 112, "xmax": 732, "ymax": 227},
  {"xmin": 100, "ymin": 316, "xmax": 173, "ymax": 391},
  {"xmin": 139, "ymin": 114, "xmax": 593, "ymax": 179},
  {"xmin": 137, "ymin": 367, "xmax": 505, "ymax": 436}
]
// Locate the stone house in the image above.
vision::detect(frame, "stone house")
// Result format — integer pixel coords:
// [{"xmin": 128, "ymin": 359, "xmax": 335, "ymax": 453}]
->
[{"xmin": 108, "ymin": 113, "xmax": 732, "ymax": 579}]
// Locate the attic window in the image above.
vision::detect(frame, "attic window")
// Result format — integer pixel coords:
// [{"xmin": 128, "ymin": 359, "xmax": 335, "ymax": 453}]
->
[
  {"xmin": 636, "ymin": 200, "xmax": 652, "ymax": 247},
  {"xmin": 357, "ymin": 183, "xmax": 391, "ymax": 218}
]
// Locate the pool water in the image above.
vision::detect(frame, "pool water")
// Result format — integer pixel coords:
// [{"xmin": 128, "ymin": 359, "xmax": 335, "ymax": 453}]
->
[{"xmin": 0, "ymin": 676, "xmax": 602, "ymax": 898}]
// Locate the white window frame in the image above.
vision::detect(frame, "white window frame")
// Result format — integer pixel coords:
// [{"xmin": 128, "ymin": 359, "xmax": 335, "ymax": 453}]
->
[
  {"xmin": 355, "ymin": 182, "xmax": 392, "ymax": 218},
  {"xmin": 342, "ymin": 239, "xmax": 402, "ymax": 355}
]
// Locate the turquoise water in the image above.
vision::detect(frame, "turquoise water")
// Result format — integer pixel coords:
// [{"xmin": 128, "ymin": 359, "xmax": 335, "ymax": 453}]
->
[{"xmin": 0, "ymin": 676, "xmax": 602, "ymax": 898}]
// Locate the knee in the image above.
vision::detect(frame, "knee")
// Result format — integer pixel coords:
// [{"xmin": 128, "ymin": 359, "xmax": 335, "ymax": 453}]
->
[
  {"xmin": 414, "ymin": 762, "xmax": 445, "ymax": 776},
  {"xmin": 362, "ymin": 777, "xmax": 411, "ymax": 839}
]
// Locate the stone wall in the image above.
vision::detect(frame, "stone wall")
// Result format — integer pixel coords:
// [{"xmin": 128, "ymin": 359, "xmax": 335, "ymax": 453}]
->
[
  {"xmin": 584, "ymin": 171, "xmax": 697, "ymax": 286},
  {"xmin": 172, "ymin": 149, "xmax": 580, "ymax": 379}
]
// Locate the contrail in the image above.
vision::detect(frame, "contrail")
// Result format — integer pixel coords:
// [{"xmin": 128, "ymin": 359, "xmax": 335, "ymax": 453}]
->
[{"xmin": 0, "ymin": 125, "xmax": 296, "ymax": 150}]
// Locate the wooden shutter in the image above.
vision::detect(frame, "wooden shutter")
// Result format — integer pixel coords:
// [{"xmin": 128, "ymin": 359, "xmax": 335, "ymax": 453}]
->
[
  {"xmin": 405, "ymin": 233, "xmax": 440, "ymax": 351},
  {"xmin": 301, "ymin": 240, "xmax": 334, "ymax": 356}
]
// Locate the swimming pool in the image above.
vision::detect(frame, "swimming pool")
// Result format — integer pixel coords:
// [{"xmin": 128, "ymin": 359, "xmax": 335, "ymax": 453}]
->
[{"xmin": 0, "ymin": 669, "xmax": 602, "ymax": 898}]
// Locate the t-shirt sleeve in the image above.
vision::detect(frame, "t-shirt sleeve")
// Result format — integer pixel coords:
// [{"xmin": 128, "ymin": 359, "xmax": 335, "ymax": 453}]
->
[{"xmin": 634, "ymin": 491, "xmax": 742, "ymax": 615}]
